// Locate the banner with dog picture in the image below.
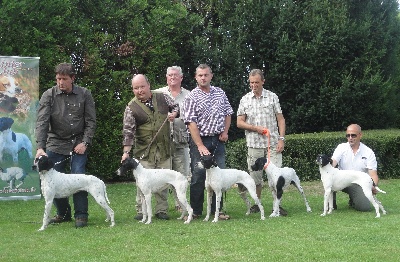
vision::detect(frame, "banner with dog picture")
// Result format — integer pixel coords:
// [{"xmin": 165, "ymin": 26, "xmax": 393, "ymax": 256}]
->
[{"xmin": 0, "ymin": 56, "xmax": 40, "ymax": 200}]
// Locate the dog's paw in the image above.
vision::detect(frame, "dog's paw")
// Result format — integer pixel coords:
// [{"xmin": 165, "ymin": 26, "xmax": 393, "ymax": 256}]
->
[{"xmin": 307, "ymin": 208, "xmax": 312, "ymax": 212}]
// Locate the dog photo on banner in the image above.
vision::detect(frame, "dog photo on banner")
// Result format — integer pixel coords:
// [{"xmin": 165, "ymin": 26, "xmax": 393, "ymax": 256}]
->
[{"xmin": 0, "ymin": 56, "xmax": 40, "ymax": 200}]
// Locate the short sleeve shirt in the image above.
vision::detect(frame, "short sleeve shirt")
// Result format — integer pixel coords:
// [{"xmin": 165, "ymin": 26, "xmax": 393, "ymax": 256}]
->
[
  {"xmin": 184, "ymin": 86, "xmax": 233, "ymax": 136},
  {"xmin": 237, "ymin": 89, "xmax": 282, "ymax": 148},
  {"xmin": 331, "ymin": 142, "xmax": 377, "ymax": 173}
]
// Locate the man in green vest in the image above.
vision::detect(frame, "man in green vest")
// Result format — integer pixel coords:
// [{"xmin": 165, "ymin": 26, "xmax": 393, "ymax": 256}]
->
[{"xmin": 121, "ymin": 74, "xmax": 179, "ymax": 221}]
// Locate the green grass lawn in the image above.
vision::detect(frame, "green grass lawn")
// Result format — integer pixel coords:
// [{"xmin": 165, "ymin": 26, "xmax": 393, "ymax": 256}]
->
[{"xmin": 1, "ymin": 179, "xmax": 399, "ymax": 261}]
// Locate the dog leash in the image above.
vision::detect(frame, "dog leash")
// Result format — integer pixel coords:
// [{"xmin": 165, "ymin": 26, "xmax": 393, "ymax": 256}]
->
[
  {"xmin": 140, "ymin": 116, "xmax": 169, "ymax": 160},
  {"xmin": 262, "ymin": 128, "xmax": 271, "ymax": 169},
  {"xmin": 54, "ymin": 152, "xmax": 76, "ymax": 166}
]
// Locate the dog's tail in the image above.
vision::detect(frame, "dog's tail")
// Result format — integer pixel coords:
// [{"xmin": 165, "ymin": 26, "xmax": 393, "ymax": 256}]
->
[{"xmin": 375, "ymin": 186, "xmax": 386, "ymax": 194}]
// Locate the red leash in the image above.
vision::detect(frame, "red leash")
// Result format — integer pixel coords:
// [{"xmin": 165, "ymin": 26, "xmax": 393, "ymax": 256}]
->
[{"xmin": 262, "ymin": 128, "xmax": 271, "ymax": 169}]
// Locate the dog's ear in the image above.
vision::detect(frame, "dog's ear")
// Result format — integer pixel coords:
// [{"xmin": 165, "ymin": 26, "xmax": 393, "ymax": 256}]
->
[
  {"xmin": 38, "ymin": 156, "xmax": 54, "ymax": 171},
  {"xmin": 256, "ymin": 157, "xmax": 268, "ymax": 166},
  {"xmin": 5, "ymin": 117, "xmax": 14, "ymax": 128}
]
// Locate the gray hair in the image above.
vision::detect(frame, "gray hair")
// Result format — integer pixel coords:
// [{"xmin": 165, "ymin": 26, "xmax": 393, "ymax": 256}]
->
[
  {"xmin": 249, "ymin": 69, "xmax": 265, "ymax": 81},
  {"xmin": 166, "ymin": 66, "xmax": 183, "ymax": 76}
]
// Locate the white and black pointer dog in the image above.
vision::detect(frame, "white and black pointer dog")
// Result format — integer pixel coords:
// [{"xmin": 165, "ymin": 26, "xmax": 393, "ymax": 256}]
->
[
  {"xmin": 0, "ymin": 117, "xmax": 33, "ymax": 162},
  {"xmin": 251, "ymin": 157, "xmax": 312, "ymax": 217},
  {"xmin": 199, "ymin": 155, "xmax": 265, "ymax": 222},
  {"xmin": 316, "ymin": 154, "xmax": 386, "ymax": 218},
  {"xmin": 0, "ymin": 166, "xmax": 27, "ymax": 189},
  {"xmin": 116, "ymin": 157, "xmax": 193, "ymax": 224},
  {"xmin": 33, "ymin": 155, "xmax": 115, "ymax": 231}
]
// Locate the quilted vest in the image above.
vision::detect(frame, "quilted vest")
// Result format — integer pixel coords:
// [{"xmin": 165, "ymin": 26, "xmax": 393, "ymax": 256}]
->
[{"xmin": 128, "ymin": 93, "xmax": 170, "ymax": 163}]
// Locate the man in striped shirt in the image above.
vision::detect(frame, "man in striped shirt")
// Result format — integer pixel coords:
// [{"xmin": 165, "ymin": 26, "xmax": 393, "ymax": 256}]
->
[{"xmin": 184, "ymin": 64, "xmax": 233, "ymax": 220}]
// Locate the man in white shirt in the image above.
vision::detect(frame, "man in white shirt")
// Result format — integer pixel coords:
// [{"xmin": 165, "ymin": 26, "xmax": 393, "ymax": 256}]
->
[{"xmin": 331, "ymin": 124, "xmax": 379, "ymax": 211}]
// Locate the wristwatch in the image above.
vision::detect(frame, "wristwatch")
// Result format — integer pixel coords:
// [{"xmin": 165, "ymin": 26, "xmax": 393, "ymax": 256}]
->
[
  {"xmin": 83, "ymin": 141, "xmax": 90, "ymax": 147},
  {"xmin": 278, "ymin": 136, "xmax": 285, "ymax": 141}
]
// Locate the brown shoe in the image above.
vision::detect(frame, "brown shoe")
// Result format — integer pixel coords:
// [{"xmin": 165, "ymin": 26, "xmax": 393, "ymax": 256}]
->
[
  {"xmin": 75, "ymin": 218, "xmax": 88, "ymax": 228},
  {"xmin": 184, "ymin": 214, "xmax": 201, "ymax": 221},
  {"xmin": 49, "ymin": 215, "xmax": 72, "ymax": 224},
  {"xmin": 218, "ymin": 212, "xmax": 230, "ymax": 220}
]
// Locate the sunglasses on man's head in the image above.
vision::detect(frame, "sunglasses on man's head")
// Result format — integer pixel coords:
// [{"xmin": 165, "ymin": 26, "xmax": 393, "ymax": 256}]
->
[{"xmin": 346, "ymin": 134, "xmax": 358, "ymax": 138}]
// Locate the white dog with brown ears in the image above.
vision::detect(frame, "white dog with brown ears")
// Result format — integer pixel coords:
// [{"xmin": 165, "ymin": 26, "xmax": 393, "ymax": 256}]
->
[{"xmin": 316, "ymin": 154, "xmax": 386, "ymax": 218}]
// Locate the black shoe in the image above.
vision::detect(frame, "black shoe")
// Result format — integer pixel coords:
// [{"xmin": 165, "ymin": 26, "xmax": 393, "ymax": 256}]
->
[
  {"xmin": 250, "ymin": 204, "xmax": 260, "ymax": 213},
  {"xmin": 134, "ymin": 214, "xmax": 143, "ymax": 220},
  {"xmin": 279, "ymin": 206, "xmax": 288, "ymax": 216},
  {"xmin": 75, "ymin": 218, "xmax": 88, "ymax": 228},
  {"xmin": 155, "ymin": 212, "xmax": 169, "ymax": 220},
  {"xmin": 49, "ymin": 215, "xmax": 72, "ymax": 224}
]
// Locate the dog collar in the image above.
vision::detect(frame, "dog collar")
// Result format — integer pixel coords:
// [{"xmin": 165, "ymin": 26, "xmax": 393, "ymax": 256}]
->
[{"xmin": 263, "ymin": 159, "xmax": 270, "ymax": 170}]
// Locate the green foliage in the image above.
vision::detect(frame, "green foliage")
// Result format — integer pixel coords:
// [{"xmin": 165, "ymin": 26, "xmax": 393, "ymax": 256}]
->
[
  {"xmin": 0, "ymin": 0, "xmax": 399, "ymax": 178},
  {"xmin": 227, "ymin": 129, "xmax": 400, "ymax": 181},
  {"xmin": 189, "ymin": 0, "xmax": 400, "ymax": 135}
]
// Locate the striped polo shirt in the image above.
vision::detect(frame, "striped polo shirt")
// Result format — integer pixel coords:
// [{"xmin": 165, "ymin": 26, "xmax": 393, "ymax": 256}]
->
[{"xmin": 184, "ymin": 86, "xmax": 233, "ymax": 136}]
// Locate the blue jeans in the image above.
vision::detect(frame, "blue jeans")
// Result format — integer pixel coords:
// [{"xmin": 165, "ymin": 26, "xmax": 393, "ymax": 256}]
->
[
  {"xmin": 189, "ymin": 136, "xmax": 226, "ymax": 216},
  {"xmin": 47, "ymin": 151, "xmax": 89, "ymax": 219}
]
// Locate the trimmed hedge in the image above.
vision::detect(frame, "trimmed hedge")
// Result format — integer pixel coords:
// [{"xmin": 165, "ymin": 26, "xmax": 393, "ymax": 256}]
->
[{"xmin": 226, "ymin": 129, "xmax": 400, "ymax": 181}]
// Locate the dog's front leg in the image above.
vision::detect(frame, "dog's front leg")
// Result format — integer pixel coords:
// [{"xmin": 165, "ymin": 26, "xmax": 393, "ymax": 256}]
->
[
  {"xmin": 327, "ymin": 191, "xmax": 335, "ymax": 214},
  {"xmin": 143, "ymin": 193, "xmax": 153, "ymax": 224},
  {"xmin": 203, "ymin": 186, "xmax": 213, "ymax": 221},
  {"xmin": 270, "ymin": 189, "xmax": 279, "ymax": 217},
  {"xmin": 212, "ymin": 190, "xmax": 222, "ymax": 223},
  {"xmin": 39, "ymin": 198, "xmax": 53, "ymax": 231},
  {"xmin": 321, "ymin": 188, "xmax": 331, "ymax": 216},
  {"xmin": 137, "ymin": 191, "xmax": 147, "ymax": 224}
]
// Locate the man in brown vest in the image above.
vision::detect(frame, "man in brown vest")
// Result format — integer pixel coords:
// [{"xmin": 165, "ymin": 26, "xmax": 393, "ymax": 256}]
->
[{"xmin": 121, "ymin": 74, "xmax": 179, "ymax": 220}]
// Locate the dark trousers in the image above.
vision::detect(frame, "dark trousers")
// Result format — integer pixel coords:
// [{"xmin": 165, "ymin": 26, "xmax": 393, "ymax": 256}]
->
[
  {"xmin": 47, "ymin": 151, "xmax": 89, "ymax": 219},
  {"xmin": 189, "ymin": 136, "xmax": 226, "ymax": 216}
]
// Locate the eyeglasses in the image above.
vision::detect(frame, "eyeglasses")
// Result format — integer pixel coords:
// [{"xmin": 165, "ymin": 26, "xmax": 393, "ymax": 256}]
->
[{"xmin": 346, "ymin": 134, "xmax": 358, "ymax": 138}]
